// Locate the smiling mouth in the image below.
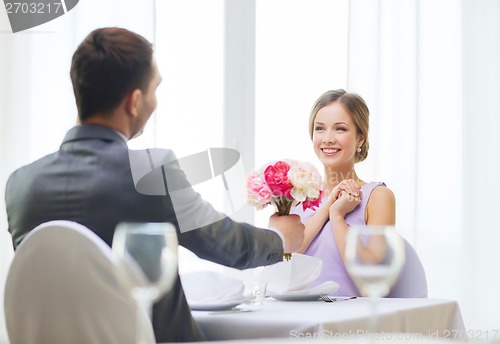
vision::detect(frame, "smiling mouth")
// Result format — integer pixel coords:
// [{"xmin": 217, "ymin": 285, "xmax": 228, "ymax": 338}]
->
[{"xmin": 322, "ymin": 148, "xmax": 340, "ymax": 155}]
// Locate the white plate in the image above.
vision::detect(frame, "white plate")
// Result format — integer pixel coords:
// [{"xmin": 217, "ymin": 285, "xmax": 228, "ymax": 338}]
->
[
  {"xmin": 268, "ymin": 293, "xmax": 322, "ymax": 301},
  {"xmin": 189, "ymin": 301, "xmax": 242, "ymax": 311}
]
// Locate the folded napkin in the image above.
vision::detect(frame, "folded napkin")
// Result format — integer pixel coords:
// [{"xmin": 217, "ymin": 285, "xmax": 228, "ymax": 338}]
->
[
  {"xmin": 256, "ymin": 253, "xmax": 339, "ymax": 295},
  {"xmin": 256, "ymin": 253, "xmax": 322, "ymax": 294},
  {"xmin": 180, "ymin": 271, "xmax": 244, "ymax": 305},
  {"xmin": 276, "ymin": 280, "xmax": 339, "ymax": 295}
]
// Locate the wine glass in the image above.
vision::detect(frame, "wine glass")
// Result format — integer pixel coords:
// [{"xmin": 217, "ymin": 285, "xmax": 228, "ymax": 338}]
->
[
  {"xmin": 345, "ymin": 225, "xmax": 405, "ymax": 337},
  {"xmin": 112, "ymin": 222, "xmax": 178, "ymax": 344}
]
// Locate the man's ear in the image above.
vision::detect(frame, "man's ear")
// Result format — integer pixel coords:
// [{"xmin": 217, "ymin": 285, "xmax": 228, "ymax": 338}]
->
[{"xmin": 125, "ymin": 89, "xmax": 142, "ymax": 118}]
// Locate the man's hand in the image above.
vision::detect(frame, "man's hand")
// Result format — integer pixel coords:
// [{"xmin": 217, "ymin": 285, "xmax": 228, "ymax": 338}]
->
[{"xmin": 268, "ymin": 213, "xmax": 305, "ymax": 253}]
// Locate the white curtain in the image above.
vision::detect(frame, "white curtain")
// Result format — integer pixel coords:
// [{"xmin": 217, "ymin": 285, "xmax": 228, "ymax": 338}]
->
[
  {"xmin": 460, "ymin": 0, "xmax": 500, "ymax": 332},
  {"xmin": 348, "ymin": 0, "xmax": 500, "ymax": 331}
]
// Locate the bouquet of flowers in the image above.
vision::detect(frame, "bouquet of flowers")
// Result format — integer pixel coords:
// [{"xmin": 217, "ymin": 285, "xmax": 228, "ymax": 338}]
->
[
  {"xmin": 247, "ymin": 159, "xmax": 324, "ymax": 214},
  {"xmin": 247, "ymin": 160, "xmax": 324, "ymax": 260}
]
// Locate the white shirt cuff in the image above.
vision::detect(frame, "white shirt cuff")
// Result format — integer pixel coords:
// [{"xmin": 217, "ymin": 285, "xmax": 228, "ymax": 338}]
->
[{"xmin": 268, "ymin": 227, "xmax": 285, "ymax": 250}]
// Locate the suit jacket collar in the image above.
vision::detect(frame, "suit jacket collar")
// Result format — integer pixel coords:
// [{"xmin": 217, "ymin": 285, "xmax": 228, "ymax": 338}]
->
[{"xmin": 62, "ymin": 125, "xmax": 128, "ymax": 146}]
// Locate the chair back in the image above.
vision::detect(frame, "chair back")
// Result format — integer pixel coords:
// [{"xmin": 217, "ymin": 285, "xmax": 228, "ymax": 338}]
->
[{"xmin": 4, "ymin": 220, "xmax": 155, "ymax": 344}]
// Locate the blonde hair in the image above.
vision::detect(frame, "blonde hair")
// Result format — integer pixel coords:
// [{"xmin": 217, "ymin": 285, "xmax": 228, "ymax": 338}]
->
[{"xmin": 308, "ymin": 89, "xmax": 369, "ymax": 163}]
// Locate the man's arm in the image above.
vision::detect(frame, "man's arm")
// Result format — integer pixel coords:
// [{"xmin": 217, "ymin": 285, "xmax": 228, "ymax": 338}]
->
[{"xmin": 143, "ymin": 148, "xmax": 303, "ymax": 269}]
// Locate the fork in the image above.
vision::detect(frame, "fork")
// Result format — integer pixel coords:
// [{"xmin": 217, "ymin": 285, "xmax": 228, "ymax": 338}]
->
[{"xmin": 320, "ymin": 295, "xmax": 357, "ymax": 302}]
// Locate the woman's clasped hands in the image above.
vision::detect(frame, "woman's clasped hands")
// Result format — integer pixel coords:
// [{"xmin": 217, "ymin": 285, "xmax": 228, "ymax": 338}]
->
[{"xmin": 327, "ymin": 179, "xmax": 363, "ymax": 220}]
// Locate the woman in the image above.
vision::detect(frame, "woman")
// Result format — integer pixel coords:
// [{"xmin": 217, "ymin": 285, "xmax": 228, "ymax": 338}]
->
[{"xmin": 292, "ymin": 89, "xmax": 427, "ymax": 297}]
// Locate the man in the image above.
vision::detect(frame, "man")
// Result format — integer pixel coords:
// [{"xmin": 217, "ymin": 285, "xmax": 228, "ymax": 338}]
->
[{"xmin": 5, "ymin": 27, "xmax": 304, "ymax": 342}]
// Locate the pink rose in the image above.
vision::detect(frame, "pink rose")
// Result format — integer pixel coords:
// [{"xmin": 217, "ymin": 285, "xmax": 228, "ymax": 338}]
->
[
  {"xmin": 246, "ymin": 159, "xmax": 325, "ymax": 215},
  {"xmin": 301, "ymin": 189, "xmax": 325, "ymax": 211},
  {"xmin": 264, "ymin": 161, "xmax": 293, "ymax": 198},
  {"xmin": 246, "ymin": 172, "xmax": 272, "ymax": 209}
]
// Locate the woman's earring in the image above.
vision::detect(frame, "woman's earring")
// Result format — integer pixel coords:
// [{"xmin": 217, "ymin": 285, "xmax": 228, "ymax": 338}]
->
[{"xmin": 357, "ymin": 147, "xmax": 362, "ymax": 153}]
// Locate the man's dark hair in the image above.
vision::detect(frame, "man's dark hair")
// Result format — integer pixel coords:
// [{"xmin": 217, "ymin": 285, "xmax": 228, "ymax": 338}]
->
[{"xmin": 70, "ymin": 27, "xmax": 154, "ymax": 121}]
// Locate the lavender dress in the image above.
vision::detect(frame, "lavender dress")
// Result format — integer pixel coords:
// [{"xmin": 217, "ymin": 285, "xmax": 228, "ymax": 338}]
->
[{"xmin": 291, "ymin": 182, "xmax": 427, "ymax": 297}]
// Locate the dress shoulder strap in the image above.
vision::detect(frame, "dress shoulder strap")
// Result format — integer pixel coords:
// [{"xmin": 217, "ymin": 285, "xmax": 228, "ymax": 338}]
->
[{"xmin": 345, "ymin": 181, "xmax": 386, "ymax": 226}]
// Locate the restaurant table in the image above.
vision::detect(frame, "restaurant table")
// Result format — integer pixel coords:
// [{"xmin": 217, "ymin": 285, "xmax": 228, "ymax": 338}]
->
[{"xmin": 192, "ymin": 297, "xmax": 466, "ymax": 342}]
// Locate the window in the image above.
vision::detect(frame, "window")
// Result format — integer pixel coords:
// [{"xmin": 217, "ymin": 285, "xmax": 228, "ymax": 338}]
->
[{"xmin": 254, "ymin": 0, "xmax": 349, "ymax": 227}]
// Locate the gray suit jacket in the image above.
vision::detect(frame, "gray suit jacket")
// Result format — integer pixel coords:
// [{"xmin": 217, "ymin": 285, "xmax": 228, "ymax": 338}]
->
[{"xmin": 6, "ymin": 124, "xmax": 283, "ymax": 342}]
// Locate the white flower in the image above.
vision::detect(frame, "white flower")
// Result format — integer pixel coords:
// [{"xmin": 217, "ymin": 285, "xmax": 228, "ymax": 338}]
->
[{"xmin": 287, "ymin": 161, "xmax": 322, "ymax": 202}]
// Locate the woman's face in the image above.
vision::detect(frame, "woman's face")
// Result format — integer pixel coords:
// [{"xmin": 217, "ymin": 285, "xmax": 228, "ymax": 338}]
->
[{"xmin": 312, "ymin": 101, "xmax": 363, "ymax": 169}]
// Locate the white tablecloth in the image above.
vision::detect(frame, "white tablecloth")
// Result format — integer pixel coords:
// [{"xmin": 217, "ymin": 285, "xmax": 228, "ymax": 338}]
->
[{"xmin": 192, "ymin": 298, "xmax": 466, "ymax": 341}]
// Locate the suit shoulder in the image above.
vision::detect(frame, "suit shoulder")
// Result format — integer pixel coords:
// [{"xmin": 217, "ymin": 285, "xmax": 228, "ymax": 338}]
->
[{"xmin": 7, "ymin": 152, "xmax": 58, "ymax": 182}]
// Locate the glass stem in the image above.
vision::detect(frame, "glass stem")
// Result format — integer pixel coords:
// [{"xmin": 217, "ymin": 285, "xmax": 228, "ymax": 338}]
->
[
  {"xmin": 135, "ymin": 292, "xmax": 152, "ymax": 344},
  {"xmin": 368, "ymin": 296, "xmax": 379, "ymax": 336}
]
